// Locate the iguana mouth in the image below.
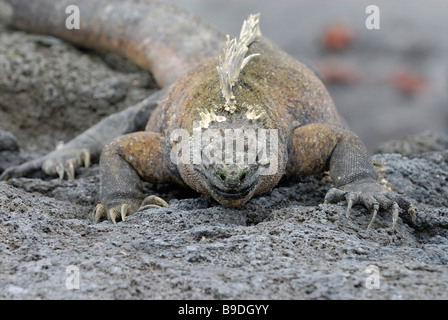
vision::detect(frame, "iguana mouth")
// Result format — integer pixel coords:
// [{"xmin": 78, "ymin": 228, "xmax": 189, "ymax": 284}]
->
[
  {"xmin": 200, "ymin": 164, "xmax": 259, "ymax": 200},
  {"xmin": 213, "ymin": 179, "xmax": 256, "ymax": 198}
]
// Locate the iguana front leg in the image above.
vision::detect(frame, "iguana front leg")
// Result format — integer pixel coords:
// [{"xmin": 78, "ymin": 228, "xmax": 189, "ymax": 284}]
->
[
  {"xmin": 0, "ymin": 90, "xmax": 165, "ymax": 181},
  {"xmin": 287, "ymin": 123, "xmax": 416, "ymax": 230},
  {"xmin": 94, "ymin": 131, "xmax": 180, "ymax": 223}
]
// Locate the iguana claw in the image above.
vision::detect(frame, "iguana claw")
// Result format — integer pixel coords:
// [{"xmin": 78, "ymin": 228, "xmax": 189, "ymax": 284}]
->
[
  {"xmin": 324, "ymin": 180, "xmax": 416, "ymax": 231},
  {"xmin": 139, "ymin": 195, "xmax": 169, "ymax": 211},
  {"xmin": 345, "ymin": 192, "xmax": 359, "ymax": 218},
  {"xmin": 94, "ymin": 195, "xmax": 168, "ymax": 224},
  {"xmin": 43, "ymin": 149, "xmax": 90, "ymax": 180},
  {"xmin": 95, "ymin": 204, "xmax": 133, "ymax": 223}
]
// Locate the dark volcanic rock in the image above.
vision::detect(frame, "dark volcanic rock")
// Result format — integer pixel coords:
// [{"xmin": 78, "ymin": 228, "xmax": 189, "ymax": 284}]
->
[
  {"xmin": 0, "ymin": 129, "xmax": 18, "ymax": 152},
  {"xmin": 376, "ymin": 131, "xmax": 448, "ymax": 157},
  {"xmin": 0, "ymin": 149, "xmax": 447, "ymax": 299}
]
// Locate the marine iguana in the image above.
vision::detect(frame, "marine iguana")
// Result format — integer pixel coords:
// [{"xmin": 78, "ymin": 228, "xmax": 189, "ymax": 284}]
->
[{"xmin": 0, "ymin": 0, "xmax": 415, "ymax": 229}]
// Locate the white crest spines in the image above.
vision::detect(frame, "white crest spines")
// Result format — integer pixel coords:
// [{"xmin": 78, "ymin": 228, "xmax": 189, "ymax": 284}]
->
[{"xmin": 217, "ymin": 13, "xmax": 261, "ymax": 113}]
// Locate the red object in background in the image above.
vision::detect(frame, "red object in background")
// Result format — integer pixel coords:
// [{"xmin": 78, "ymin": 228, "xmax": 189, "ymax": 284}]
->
[
  {"xmin": 321, "ymin": 23, "xmax": 354, "ymax": 51},
  {"xmin": 390, "ymin": 70, "xmax": 427, "ymax": 95},
  {"xmin": 315, "ymin": 60, "xmax": 362, "ymax": 84}
]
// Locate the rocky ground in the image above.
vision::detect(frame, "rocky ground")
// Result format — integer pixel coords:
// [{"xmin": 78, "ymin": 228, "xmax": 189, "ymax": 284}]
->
[
  {"xmin": 1, "ymin": 143, "xmax": 447, "ymax": 299},
  {"xmin": 0, "ymin": 0, "xmax": 447, "ymax": 300}
]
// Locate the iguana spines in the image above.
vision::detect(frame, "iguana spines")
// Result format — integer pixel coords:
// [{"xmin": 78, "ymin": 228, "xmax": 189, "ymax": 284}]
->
[{"xmin": 217, "ymin": 13, "xmax": 261, "ymax": 112}]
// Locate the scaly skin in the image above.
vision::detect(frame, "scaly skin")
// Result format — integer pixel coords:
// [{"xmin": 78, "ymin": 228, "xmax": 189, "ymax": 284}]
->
[{"xmin": 0, "ymin": 0, "xmax": 415, "ymax": 230}]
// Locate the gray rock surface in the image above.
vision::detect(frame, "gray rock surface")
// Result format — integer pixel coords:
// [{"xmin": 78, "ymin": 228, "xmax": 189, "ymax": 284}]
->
[
  {"xmin": 1, "ymin": 150, "xmax": 447, "ymax": 299},
  {"xmin": 0, "ymin": 129, "xmax": 18, "ymax": 152},
  {"xmin": 0, "ymin": 24, "xmax": 156, "ymax": 154},
  {"xmin": 376, "ymin": 131, "xmax": 448, "ymax": 157}
]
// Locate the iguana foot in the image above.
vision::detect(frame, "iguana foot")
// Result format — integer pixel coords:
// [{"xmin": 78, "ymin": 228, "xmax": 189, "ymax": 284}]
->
[
  {"xmin": 0, "ymin": 148, "xmax": 90, "ymax": 180},
  {"xmin": 324, "ymin": 180, "xmax": 416, "ymax": 231},
  {"xmin": 94, "ymin": 195, "xmax": 169, "ymax": 224},
  {"xmin": 42, "ymin": 148, "xmax": 91, "ymax": 180}
]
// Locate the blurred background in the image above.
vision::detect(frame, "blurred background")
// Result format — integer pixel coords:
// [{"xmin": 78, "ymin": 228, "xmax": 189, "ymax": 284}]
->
[{"xmin": 160, "ymin": 0, "xmax": 448, "ymax": 152}]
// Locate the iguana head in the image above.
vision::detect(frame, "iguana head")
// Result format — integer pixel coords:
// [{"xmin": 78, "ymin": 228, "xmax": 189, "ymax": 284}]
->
[
  {"xmin": 172, "ymin": 108, "xmax": 285, "ymax": 207},
  {"xmin": 197, "ymin": 111, "xmax": 282, "ymax": 206},
  {"xmin": 170, "ymin": 14, "xmax": 287, "ymax": 206}
]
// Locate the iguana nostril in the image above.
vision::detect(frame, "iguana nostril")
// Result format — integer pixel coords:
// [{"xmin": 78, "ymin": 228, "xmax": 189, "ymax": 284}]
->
[{"xmin": 217, "ymin": 166, "xmax": 248, "ymax": 186}]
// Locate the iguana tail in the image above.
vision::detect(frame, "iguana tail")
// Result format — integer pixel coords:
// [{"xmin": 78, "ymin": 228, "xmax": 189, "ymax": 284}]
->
[{"xmin": 1, "ymin": 0, "xmax": 225, "ymax": 87}]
